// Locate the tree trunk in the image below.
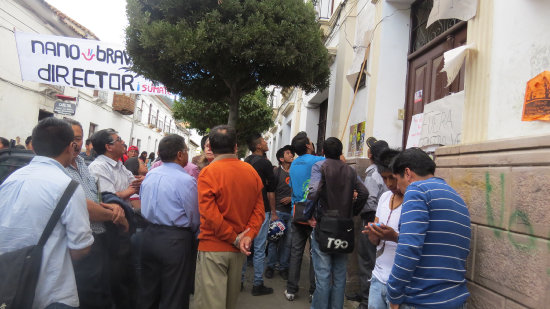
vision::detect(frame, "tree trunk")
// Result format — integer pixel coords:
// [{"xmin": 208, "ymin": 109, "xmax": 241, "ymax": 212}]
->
[{"xmin": 227, "ymin": 87, "xmax": 240, "ymax": 128}]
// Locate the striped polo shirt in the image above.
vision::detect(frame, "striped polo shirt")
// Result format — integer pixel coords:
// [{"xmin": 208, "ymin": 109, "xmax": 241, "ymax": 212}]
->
[{"xmin": 387, "ymin": 177, "xmax": 471, "ymax": 308}]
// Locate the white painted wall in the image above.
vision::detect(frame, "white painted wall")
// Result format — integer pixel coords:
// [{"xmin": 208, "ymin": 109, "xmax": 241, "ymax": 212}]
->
[
  {"xmin": 371, "ymin": 0, "xmax": 409, "ymax": 148},
  {"xmin": 486, "ymin": 0, "xmax": 550, "ymax": 140}
]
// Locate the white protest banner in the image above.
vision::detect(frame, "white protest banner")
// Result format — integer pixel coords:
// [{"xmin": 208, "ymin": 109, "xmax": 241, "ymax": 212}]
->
[
  {"xmin": 419, "ymin": 91, "xmax": 464, "ymax": 147},
  {"xmin": 14, "ymin": 31, "xmax": 172, "ymax": 95},
  {"xmin": 406, "ymin": 113, "xmax": 424, "ymax": 149}
]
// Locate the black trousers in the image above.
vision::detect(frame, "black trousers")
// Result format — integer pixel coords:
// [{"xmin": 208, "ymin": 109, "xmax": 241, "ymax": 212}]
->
[
  {"xmin": 357, "ymin": 211, "xmax": 377, "ymax": 304},
  {"xmin": 139, "ymin": 225, "xmax": 196, "ymax": 309},
  {"xmin": 73, "ymin": 232, "xmax": 112, "ymax": 309},
  {"xmin": 286, "ymin": 222, "xmax": 316, "ymax": 295}
]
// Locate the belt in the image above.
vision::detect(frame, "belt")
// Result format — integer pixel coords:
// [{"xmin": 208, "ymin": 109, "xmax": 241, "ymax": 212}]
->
[{"xmin": 150, "ymin": 223, "xmax": 191, "ymax": 231}]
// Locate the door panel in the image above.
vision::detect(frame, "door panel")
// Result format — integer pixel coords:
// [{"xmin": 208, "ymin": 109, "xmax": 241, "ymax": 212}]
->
[{"xmin": 403, "ymin": 25, "xmax": 467, "ymax": 147}]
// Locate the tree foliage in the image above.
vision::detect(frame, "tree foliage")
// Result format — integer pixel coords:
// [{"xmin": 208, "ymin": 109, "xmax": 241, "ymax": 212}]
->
[
  {"xmin": 126, "ymin": 0, "xmax": 330, "ymax": 128},
  {"xmin": 172, "ymin": 88, "xmax": 274, "ymax": 137}
]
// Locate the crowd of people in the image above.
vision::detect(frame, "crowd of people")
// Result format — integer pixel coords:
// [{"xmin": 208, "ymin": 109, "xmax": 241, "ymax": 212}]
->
[{"xmin": 0, "ymin": 118, "xmax": 471, "ymax": 309}]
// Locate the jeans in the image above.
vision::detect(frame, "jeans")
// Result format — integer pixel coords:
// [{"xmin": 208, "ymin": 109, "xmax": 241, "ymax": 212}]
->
[
  {"xmin": 286, "ymin": 222, "xmax": 316, "ymax": 295},
  {"xmin": 358, "ymin": 212, "xmax": 377, "ymax": 305},
  {"xmin": 242, "ymin": 212, "xmax": 270, "ymax": 286},
  {"xmin": 267, "ymin": 211, "xmax": 291, "ymax": 270},
  {"xmin": 367, "ymin": 276, "xmax": 387, "ymax": 309},
  {"xmin": 310, "ymin": 230, "xmax": 349, "ymax": 309}
]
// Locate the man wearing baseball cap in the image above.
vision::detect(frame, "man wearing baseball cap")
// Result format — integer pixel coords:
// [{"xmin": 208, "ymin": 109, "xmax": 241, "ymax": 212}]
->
[
  {"xmin": 128, "ymin": 145, "xmax": 139, "ymax": 158},
  {"xmin": 356, "ymin": 137, "xmax": 389, "ymax": 308}
]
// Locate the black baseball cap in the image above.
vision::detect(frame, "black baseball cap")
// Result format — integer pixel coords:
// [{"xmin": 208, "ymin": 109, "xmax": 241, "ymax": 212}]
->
[{"xmin": 366, "ymin": 137, "xmax": 389, "ymax": 160}]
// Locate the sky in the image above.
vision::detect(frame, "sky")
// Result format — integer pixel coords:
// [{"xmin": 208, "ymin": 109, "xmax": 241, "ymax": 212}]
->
[{"xmin": 45, "ymin": 0, "xmax": 128, "ymax": 46}]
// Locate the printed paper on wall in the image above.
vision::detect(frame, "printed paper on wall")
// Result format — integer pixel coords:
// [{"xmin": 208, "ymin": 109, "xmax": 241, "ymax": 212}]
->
[
  {"xmin": 523, "ymin": 71, "xmax": 550, "ymax": 122},
  {"xmin": 355, "ymin": 121, "xmax": 366, "ymax": 156}
]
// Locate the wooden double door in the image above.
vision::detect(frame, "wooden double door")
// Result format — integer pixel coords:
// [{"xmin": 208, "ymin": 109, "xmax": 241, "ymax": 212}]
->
[{"xmin": 402, "ymin": 23, "xmax": 467, "ymax": 148}]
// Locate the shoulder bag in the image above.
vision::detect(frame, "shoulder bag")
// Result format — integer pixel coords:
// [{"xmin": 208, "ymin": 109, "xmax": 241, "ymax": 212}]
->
[{"xmin": 0, "ymin": 180, "xmax": 79, "ymax": 309}]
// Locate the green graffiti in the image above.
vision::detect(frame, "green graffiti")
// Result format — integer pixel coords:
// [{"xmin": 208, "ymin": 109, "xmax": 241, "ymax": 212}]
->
[
  {"xmin": 485, "ymin": 172, "xmax": 505, "ymax": 237},
  {"xmin": 507, "ymin": 210, "xmax": 536, "ymax": 251}
]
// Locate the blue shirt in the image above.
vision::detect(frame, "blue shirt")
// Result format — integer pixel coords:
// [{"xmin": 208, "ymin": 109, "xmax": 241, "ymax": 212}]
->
[
  {"xmin": 140, "ymin": 162, "xmax": 200, "ymax": 234},
  {"xmin": 387, "ymin": 177, "xmax": 471, "ymax": 308},
  {"xmin": 0, "ymin": 156, "xmax": 94, "ymax": 309},
  {"xmin": 288, "ymin": 154, "xmax": 324, "ymax": 215}
]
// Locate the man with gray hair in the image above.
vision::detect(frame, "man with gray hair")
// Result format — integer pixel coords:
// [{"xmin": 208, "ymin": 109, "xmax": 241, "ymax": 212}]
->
[
  {"xmin": 65, "ymin": 120, "xmax": 128, "ymax": 308},
  {"xmin": 88, "ymin": 128, "xmax": 143, "ymax": 308}
]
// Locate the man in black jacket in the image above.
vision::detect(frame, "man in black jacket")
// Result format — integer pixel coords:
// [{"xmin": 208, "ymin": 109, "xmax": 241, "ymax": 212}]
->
[{"xmin": 306, "ymin": 137, "xmax": 369, "ymax": 309}]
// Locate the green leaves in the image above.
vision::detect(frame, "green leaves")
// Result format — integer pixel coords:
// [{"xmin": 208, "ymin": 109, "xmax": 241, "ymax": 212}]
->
[
  {"xmin": 126, "ymin": 0, "xmax": 329, "ymax": 128},
  {"xmin": 172, "ymin": 87, "xmax": 273, "ymax": 138}
]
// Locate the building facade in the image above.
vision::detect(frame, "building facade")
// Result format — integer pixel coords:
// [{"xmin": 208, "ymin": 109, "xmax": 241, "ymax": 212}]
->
[
  {"xmin": 267, "ymin": 1, "xmax": 550, "ymax": 308},
  {"xmin": 0, "ymin": 0, "xmax": 188, "ymax": 155}
]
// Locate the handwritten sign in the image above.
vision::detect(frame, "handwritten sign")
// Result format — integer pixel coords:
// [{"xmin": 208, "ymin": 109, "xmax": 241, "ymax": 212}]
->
[
  {"xmin": 14, "ymin": 31, "xmax": 172, "ymax": 95},
  {"xmin": 419, "ymin": 91, "xmax": 464, "ymax": 147},
  {"xmin": 406, "ymin": 113, "xmax": 424, "ymax": 148}
]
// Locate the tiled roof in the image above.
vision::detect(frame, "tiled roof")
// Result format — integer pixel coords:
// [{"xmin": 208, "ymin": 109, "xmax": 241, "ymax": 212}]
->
[{"xmin": 43, "ymin": 1, "xmax": 99, "ymax": 40}]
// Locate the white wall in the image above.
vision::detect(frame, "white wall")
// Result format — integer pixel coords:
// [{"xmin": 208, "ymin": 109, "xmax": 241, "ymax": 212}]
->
[
  {"xmin": 371, "ymin": 0, "xmax": 409, "ymax": 148},
  {"xmin": 486, "ymin": 0, "xmax": 550, "ymax": 140}
]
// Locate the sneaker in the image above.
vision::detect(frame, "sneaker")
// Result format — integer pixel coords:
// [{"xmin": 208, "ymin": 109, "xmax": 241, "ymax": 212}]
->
[
  {"xmin": 279, "ymin": 269, "xmax": 289, "ymax": 280},
  {"xmin": 264, "ymin": 267, "xmax": 274, "ymax": 279},
  {"xmin": 252, "ymin": 284, "xmax": 273, "ymax": 296},
  {"xmin": 284, "ymin": 289, "xmax": 295, "ymax": 301}
]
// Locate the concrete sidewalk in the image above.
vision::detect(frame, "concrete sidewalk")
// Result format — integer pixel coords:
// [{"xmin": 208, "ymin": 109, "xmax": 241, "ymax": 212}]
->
[{"xmin": 190, "ymin": 258, "xmax": 361, "ymax": 309}]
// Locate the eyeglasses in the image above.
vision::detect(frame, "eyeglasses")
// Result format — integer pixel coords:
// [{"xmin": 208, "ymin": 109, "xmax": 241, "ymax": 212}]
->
[{"xmin": 109, "ymin": 136, "xmax": 122, "ymax": 144}]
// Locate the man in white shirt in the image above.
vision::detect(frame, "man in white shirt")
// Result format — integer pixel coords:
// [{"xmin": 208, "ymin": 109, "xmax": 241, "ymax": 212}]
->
[
  {"xmin": 88, "ymin": 128, "xmax": 143, "ymax": 308},
  {"xmin": 88, "ymin": 129, "xmax": 142, "ymax": 198},
  {"xmin": 0, "ymin": 117, "xmax": 94, "ymax": 309}
]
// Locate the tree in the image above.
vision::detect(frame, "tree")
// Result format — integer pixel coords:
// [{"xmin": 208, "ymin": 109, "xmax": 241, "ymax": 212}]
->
[
  {"xmin": 172, "ymin": 88, "xmax": 274, "ymax": 137},
  {"xmin": 126, "ymin": 0, "xmax": 329, "ymax": 128}
]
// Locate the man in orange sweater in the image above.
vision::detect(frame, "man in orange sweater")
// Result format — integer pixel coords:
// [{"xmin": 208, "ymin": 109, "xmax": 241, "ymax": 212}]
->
[{"xmin": 193, "ymin": 125, "xmax": 266, "ymax": 309}]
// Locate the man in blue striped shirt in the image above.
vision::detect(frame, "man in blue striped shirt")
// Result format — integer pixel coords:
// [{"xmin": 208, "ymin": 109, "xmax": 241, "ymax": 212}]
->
[{"xmin": 387, "ymin": 148, "xmax": 470, "ymax": 309}]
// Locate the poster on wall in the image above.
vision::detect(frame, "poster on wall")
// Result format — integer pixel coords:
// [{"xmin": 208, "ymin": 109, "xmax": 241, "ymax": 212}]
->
[
  {"xmin": 355, "ymin": 121, "xmax": 366, "ymax": 156},
  {"xmin": 14, "ymin": 31, "xmax": 172, "ymax": 95},
  {"xmin": 406, "ymin": 113, "xmax": 424, "ymax": 148},
  {"xmin": 348, "ymin": 124, "xmax": 357, "ymax": 157},
  {"xmin": 418, "ymin": 91, "xmax": 464, "ymax": 147},
  {"xmin": 522, "ymin": 71, "xmax": 550, "ymax": 122}
]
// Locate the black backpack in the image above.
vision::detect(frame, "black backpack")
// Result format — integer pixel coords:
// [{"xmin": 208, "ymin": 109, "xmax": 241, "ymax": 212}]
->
[{"xmin": 0, "ymin": 180, "xmax": 78, "ymax": 308}]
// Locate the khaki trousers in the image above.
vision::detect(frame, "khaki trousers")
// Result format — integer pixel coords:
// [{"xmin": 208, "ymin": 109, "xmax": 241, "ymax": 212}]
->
[{"xmin": 193, "ymin": 251, "xmax": 245, "ymax": 309}]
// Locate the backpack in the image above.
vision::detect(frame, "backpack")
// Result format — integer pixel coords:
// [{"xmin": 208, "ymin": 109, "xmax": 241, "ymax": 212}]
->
[
  {"xmin": 0, "ymin": 180, "xmax": 78, "ymax": 308},
  {"xmin": 313, "ymin": 167, "xmax": 355, "ymax": 254}
]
